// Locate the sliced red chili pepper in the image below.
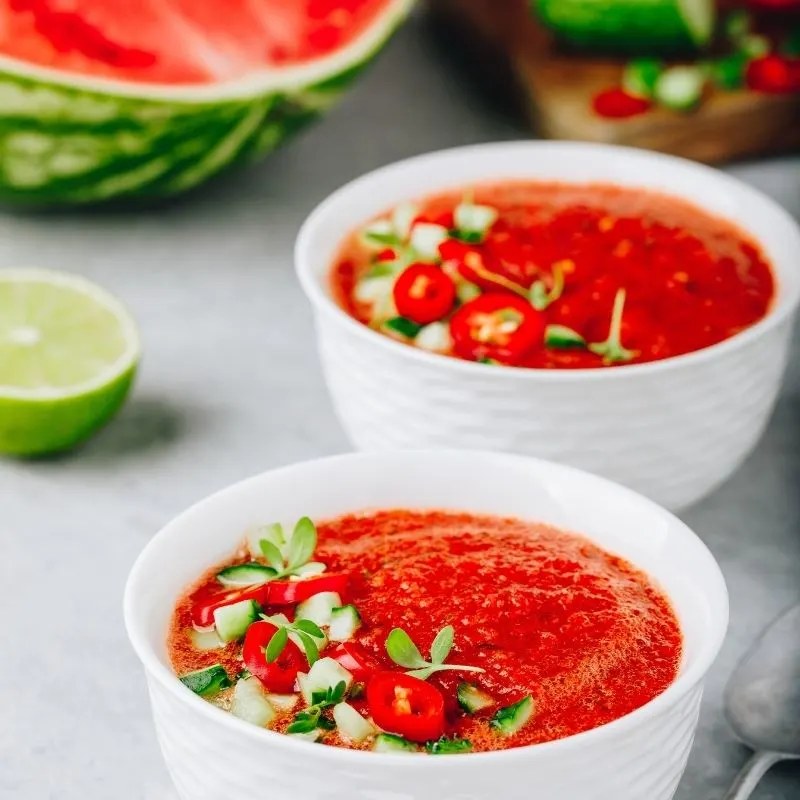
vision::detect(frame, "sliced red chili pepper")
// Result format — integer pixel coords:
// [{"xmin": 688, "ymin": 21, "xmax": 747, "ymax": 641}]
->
[
  {"xmin": 746, "ymin": 55, "xmax": 800, "ymax": 93},
  {"xmin": 266, "ymin": 573, "xmax": 350, "ymax": 605},
  {"xmin": 375, "ymin": 247, "xmax": 397, "ymax": 263},
  {"xmin": 367, "ymin": 672, "xmax": 446, "ymax": 743},
  {"xmin": 243, "ymin": 621, "xmax": 305, "ymax": 693},
  {"xmin": 592, "ymin": 88, "xmax": 652, "ymax": 119},
  {"xmin": 330, "ymin": 642, "xmax": 379, "ymax": 682},
  {"xmin": 191, "ymin": 584, "xmax": 270, "ymax": 628},
  {"xmin": 450, "ymin": 294, "xmax": 545, "ymax": 365},
  {"xmin": 392, "ymin": 263, "xmax": 456, "ymax": 325}
]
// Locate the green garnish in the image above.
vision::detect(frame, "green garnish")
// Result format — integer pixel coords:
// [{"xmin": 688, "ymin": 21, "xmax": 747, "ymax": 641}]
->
[
  {"xmin": 235, "ymin": 668, "xmax": 252, "ymax": 681},
  {"xmin": 491, "ymin": 696, "xmax": 535, "ymax": 735},
  {"xmin": 478, "ymin": 357, "xmax": 500, "ymax": 366},
  {"xmin": 286, "ymin": 680, "xmax": 347, "ymax": 734},
  {"xmin": 622, "ymin": 58, "xmax": 663, "ymax": 98},
  {"xmin": 529, "ymin": 262, "xmax": 565, "ymax": 311},
  {"xmin": 257, "ymin": 517, "xmax": 318, "ymax": 581},
  {"xmin": 588, "ymin": 289, "xmax": 638, "ymax": 364},
  {"xmin": 453, "ymin": 198, "xmax": 499, "ymax": 243},
  {"xmin": 384, "ymin": 317, "xmax": 423, "ymax": 339},
  {"xmin": 385, "ymin": 626, "xmax": 485, "ymax": 680},
  {"xmin": 263, "ymin": 617, "xmax": 326, "ymax": 667},
  {"xmin": 706, "ymin": 53, "xmax": 749, "ymax": 91},
  {"xmin": 544, "ymin": 325, "xmax": 586, "ymax": 350},
  {"xmin": 740, "ymin": 34, "xmax": 770, "ymax": 59},
  {"xmin": 426, "ymin": 737, "xmax": 473, "ymax": 754}
]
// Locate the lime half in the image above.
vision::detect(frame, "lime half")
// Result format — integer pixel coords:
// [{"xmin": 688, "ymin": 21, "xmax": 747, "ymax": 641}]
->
[{"xmin": 0, "ymin": 268, "xmax": 140, "ymax": 456}]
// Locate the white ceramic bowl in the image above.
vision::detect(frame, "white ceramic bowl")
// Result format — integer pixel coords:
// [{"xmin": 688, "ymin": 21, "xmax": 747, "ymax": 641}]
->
[
  {"xmin": 125, "ymin": 450, "xmax": 728, "ymax": 800},
  {"xmin": 296, "ymin": 142, "xmax": 800, "ymax": 511}
]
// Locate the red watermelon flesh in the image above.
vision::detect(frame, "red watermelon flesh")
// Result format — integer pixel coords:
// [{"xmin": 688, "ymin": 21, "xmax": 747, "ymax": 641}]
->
[{"xmin": 0, "ymin": 0, "xmax": 391, "ymax": 84}]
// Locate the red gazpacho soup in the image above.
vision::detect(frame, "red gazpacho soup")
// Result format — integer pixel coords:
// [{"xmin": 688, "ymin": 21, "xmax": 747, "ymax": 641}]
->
[
  {"xmin": 169, "ymin": 510, "xmax": 682, "ymax": 754},
  {"xmin": 329, "ymin": 183, "xmax": 775, "ymax": 368}
]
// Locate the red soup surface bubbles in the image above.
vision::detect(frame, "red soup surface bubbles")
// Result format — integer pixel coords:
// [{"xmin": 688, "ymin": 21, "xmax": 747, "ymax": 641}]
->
[
  {"xmin": 330, "ymin": 182, "xmax": 775, "ymax": 369},
  {"xmin": 169, "ymin": 510, "xmax": 682, "ymax": 754}
]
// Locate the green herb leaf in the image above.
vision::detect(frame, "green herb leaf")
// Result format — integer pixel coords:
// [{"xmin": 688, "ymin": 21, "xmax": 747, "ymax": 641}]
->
[
  {"xmin": 235, "ymin": 668, "xmax": 252, "ymax": 681},
  {"xmin": 265, "ymin": 626, "xmax": 289, "ymax": 664},
  {"xmin": 294, "ymin": 619, "xmax": 325, "ymax": 639},
  {"xmin": 286, "ymin": 517, "xmax": 317, "ymax": 570},
  {"xmin": 260, "ymin": 522, "xmax": 285, "ymax": 547},
  {"xmin": 331, "ymin": 680, "xmax": 347, "ymax": 703},
  {"xmin": 365, "ymin": 230, "xmax": 402, "ymax": 247},
  {"xmin": 588, "ymin": 288, "xmax": 639, "ymax": 364},
  {"xmin": 287, "ymin": 716, "xmax": 320, "ymax": 734},
  {"xmin": 430, "ymin": 625, "xmax": 454, "ymax": 665},
  {"xmin": 386, "ymin": 628, "xmax": 427, "ymax": 669},
  {"xmin": 296, "ymin": 630, "xmax": 320, "ymax": 666},
  {"xmin": 544, "ymin": 325, "xmax": 586, "ymax": 350},
  {"xmin": 260, "ymin": 539, "xmax": 285, "ymax": 572},
  {"xmin": 384, "ymin": 316, "xmax": 422, "ymax": 339}
]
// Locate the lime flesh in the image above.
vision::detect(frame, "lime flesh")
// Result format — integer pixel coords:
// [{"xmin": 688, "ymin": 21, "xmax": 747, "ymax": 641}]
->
[{"xmin": 0, "ymin": 269, "xmax": 140, "ymax": 456}]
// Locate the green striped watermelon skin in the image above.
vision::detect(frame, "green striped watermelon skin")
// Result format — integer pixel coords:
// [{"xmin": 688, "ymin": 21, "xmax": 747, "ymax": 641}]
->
[
  {"xmin": 533, "ymin": 0, "xmax": 715, "ymax": 54},
  {"xmin": 0, "ymin": 4, "xmax": 408, "ymax": 206}
]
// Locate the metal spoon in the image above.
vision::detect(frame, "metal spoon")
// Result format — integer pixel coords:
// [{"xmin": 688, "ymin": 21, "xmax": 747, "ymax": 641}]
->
[{"xmin": 723, "ymin": 603, "xmax": 800, "ymax": 800}]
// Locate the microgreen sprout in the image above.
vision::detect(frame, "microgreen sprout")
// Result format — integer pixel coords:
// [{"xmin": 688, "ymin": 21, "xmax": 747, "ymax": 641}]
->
[
  {"xmin": 385, "ymin": 625, "xmax": 485, "ymax": 680},
  {"xmin": 286, "ymin": 681, "xmax": 348, "ymax": 734},
  {"xmin": 588, "ymin": 288, "xmax": 639, "ymax": 364}
]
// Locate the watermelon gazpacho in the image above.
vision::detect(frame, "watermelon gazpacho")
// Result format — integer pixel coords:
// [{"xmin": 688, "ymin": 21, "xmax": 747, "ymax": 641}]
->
[
  {"xmin": 169, "ymin": 511, "xmax": 683, "ymax": 753},
  {"xmin": 0, "ymin": 0, "xmax": 412, "ymax": 205},
  {"xmin": 330, "ymin": 182, "xmax": 775, "ymax": 369}
]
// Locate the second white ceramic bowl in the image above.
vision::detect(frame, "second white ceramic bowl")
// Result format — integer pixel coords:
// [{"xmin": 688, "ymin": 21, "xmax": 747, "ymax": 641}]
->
[
  {"xmin": 296, "ymin": 142, "xmax": 800, "ymax": 511},
  {"xmin": 125, "ymin": 451, "xmax": 728, "ymax": 800}
]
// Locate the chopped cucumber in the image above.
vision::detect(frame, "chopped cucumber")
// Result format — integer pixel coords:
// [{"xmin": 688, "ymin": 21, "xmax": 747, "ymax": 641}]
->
[
  {"xmin": 295, "ymin": 592, "xmax": 341, "ymax": 627},
  {"xmin": 189, "ymin": 628, "xmax": 224, "ymax": 651},
  {"xmin": 384, "ymin": 317, "xmax": 422, "ymax": 339},
  {"xmin": 622, "ymin": 58, "xmax": 664, "ymax": 98},
  {"xmin": 740, "ymin": 34, "xmax": 769, "ymax": 59},
  {"xmin": 361, "ymin": 219, "xmax": 401, "ymax": 249},
  {"xmin": 454, "ymin": 202, "xmax": 498, "ymax": 241},
  {"xmin": 266, "ymin": 693, "xmax": 300, "ymax": 713},
  {"xmin": 373, "ymin": 733, "xmax": 418, "ymax": 753},
  {"xmin": 329, "ymin": 605, "xmax": 362, "ymax": 642},
  {"xmin": 288, "ymin": 562, "xmax": 327, "ymax": 581},
  {"xmin": 654, "ymin": 66, "xmax": 706, "ymax": 112},
  {"xmin": 216, "ymin": 562, "xmax": 274, "ymax": 588},
  {"xmin": 354, "ymin": 275, "xmax": 395, "ymax": 305},
  {"xmin": 263, "ymin": 612, "xmax": 290, "ymax": 627},
  {"xmin": 333, "ymin": 702, "xmax": 376, "ymax": 743},
  {"xmin": 544, "ymin": 325, "xmax": 587, "ymax": 349},
  {"xmin": 491, "ymin": 696, "xmax": 535, "ymax": 736},
  {"xmin": 246, "ymin": 522, "xmax": 285, "ymax": 559},
  {"xmin": 231, "ymin": 677, "xmax": 277, "ymax": 728},
  {"xmin": 410, "ymin": 223, "xmax": 449, "ymax": 261},
  {"xmin": 298, "ymin": 657, "xmax": 354, "ymax": 704},
  {"xmin": 455, "ymin": 281, "xmax": 481, "ymax": 303},
  {"xmin": 289, "ymin": 729, "xmax": 322, "ymax": 743},
  {"xmin": 213, "ymin": 599, "xmax": 260, "ymax": 643},
  {"xmin": 415, "ymin": 322, "xmax": 452, "ymax": 353},
  {"xmin": 392, "ymin": 203, "xmax": 418, "ymax": 241},
  {"xmin": 457, "ymin": 682, "xmax": 495, "ymax": 714},
  {"xmin": 426, "ymin": 737, "xmax": 473, "ymax": 754},
  {"xmin": 179, "ymin": 665, "xmax": 230, "ymax": 697},
  {"xmin": 707, "ymin": 53, "xmax": 748, "ymax": 90}
]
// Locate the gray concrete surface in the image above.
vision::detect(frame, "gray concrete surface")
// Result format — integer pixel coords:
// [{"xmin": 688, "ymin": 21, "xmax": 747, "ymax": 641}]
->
[{"xmin": 1, "ymin": 11, "xmax": 799, "ymax": 800}]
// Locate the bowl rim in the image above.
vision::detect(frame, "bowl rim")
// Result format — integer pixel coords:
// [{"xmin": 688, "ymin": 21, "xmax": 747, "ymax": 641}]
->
[
  {"xmin": 124, "ymin": 449, "xmax": 729, "ymax": 767},
  {"xmin": 295, "ymin": 141, "xmax": 800, "ymax": 383}
]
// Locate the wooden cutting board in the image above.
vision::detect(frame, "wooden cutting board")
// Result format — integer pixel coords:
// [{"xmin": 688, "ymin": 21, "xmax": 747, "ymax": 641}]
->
[{"xmin": 428, "ymin": 0, "xmax": 800, "ymax": 163}]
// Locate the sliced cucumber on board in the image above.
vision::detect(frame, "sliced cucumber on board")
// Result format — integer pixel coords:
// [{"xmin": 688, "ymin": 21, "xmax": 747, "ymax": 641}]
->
[{"xmin": 534, "ymin": 0, "xmax": 715, "ymax": 53}]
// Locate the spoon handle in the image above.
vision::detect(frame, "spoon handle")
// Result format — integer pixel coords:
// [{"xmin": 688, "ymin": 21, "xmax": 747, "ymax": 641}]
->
[{"xmin": 722, "ymin": 751, "xmax": 784, "ymax": 800}]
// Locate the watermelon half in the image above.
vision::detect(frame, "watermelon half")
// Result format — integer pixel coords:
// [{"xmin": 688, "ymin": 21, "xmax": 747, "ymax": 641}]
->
[{"xmin": 0, "ymin": 0, "xmax": 413, "ymax": 206}]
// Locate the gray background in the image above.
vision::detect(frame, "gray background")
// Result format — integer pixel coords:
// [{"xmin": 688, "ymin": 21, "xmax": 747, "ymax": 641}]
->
[{"xmin": 1, "ymin": 10, "xmax": 799, "ymax": 800}]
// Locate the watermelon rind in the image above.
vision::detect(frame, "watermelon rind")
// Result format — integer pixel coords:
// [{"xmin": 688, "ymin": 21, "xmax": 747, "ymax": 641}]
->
[
  {"xmin": 0, "ymin": 0, "xmax": 414, "ymax": 206},
  {"xmin": 533, "ymin": 0, "xmax": 716, "ymax": 54}
]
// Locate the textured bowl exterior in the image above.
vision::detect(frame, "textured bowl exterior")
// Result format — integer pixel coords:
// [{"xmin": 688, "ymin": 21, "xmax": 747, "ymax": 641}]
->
[
  {"xmin": 125, "ymin": 451, "xmax": 728, "ymax": 800},
  {"xmin": 296, "ymin": 142, "xmax": 800, "ymax": 511},
  {"xmin": 314, "ymin": 311, "xmax": 794, "ymax": 511},
  {"xmin": 147, "ymin": 675, "xmax": 702, "ymax": 800}
]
